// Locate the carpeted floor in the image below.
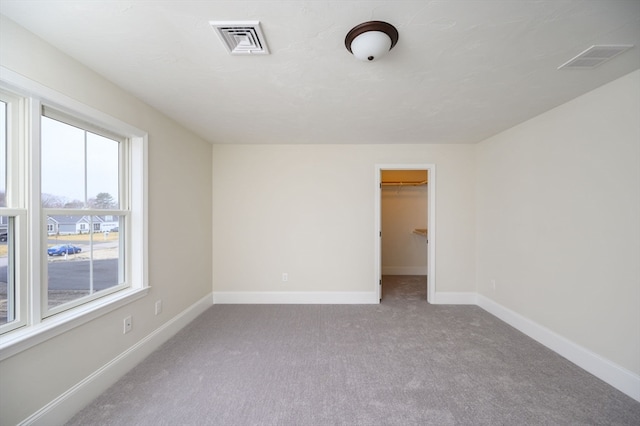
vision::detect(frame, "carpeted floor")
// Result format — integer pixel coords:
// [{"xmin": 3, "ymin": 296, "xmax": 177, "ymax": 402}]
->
[{"xmin": 67, "ymin": 276, "xmax": 640, "ymax": 425}]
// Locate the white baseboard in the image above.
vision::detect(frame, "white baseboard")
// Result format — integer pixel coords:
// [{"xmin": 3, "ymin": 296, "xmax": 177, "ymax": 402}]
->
[
  {"xmin": 477, "ymin": 294, "xmax": 640, "ymax": 403},
  {"xmin": 213, "ymin": 291, "xmax": 378, "ymax": 304},
  {"xmin": 431, "ymin": 292, "xmax": 477, "ymax": 305},
  {"xmin": 21, "ymin": 293, "xmax": 214, "ymax": 426}
]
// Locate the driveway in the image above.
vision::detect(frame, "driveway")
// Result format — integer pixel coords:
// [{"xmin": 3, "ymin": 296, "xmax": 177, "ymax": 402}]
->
[{"xmin": 0, "ymin": 258, "xmax": 118, "ymax": 290}]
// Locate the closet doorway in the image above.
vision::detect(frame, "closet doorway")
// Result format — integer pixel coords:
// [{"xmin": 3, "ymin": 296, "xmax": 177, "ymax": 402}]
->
[{"xmin": 375, "ymin": 165, "xmax": 435, "ymax": 303}]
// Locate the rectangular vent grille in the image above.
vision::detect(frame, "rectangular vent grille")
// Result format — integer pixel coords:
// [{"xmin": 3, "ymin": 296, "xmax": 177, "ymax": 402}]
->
[
  {"xmin": 210, "ymin": 21, "xmax": 270, "ymax": 55},
  {"xmin": 558, "ymin": 45, "xmax": 634, "ymax": 69}
]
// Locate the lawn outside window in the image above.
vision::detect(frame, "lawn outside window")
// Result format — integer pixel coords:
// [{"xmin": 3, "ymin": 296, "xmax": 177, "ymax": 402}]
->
[{"xmin": 0, "ymin": 68, "xmax": 148, "ymax": 360}]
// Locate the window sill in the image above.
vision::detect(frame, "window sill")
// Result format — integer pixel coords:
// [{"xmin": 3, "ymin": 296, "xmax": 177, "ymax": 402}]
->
[{"xmin": 0, "ymin": 287, "xmax": 149, "ymax": 361}]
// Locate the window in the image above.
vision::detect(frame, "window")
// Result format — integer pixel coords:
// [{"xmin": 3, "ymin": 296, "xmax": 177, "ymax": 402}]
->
[
  {"xmin": 1, "ymin": 103, "xmax": 8, "ymax": 327},
  {"xmin": 0, "ymin": 90, "xmax": 26, "ymax": 334},
  {"xmin": 0, "ymin": 71, "xmax": 147, "ymax": 356},
  {"xmin": 41, "ymin": 109, "xmax": 126, "ymax": 315},
  {"xmin": 0, "ymin": 215, "xmax": 12, "ymax": 326}
]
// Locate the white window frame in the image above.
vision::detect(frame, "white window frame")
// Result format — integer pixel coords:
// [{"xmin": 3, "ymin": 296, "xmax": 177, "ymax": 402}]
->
[
  {"xmin": 0, "ymin": 67, "xmax": 148, "ymax": 361},
  {"xmin": 0, "ymin": 89, "xmax": 28, "ymax": 334},
  {"xmin": 40, "ymin": 108, "xmax": 128, "ymax": 318}
]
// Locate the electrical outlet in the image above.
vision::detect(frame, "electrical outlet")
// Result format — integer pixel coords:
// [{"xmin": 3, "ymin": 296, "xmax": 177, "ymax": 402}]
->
[
  {"xmin": 123, "ymin": 315, "xmax": 132, "ymax": 334},
  {"xmin": 155, "ymin": 300, "xmax": 162, "ymax": 315},
  {"xmin": 491, "ymin": 279, "xmax": 496, "ymax": 290},
  {"xmin": 282, "ymin": 273, "xmax": 288, "ymax": 282}
]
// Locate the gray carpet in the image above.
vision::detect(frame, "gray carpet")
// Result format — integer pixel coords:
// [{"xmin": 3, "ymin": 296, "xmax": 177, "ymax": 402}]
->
[{"xmin": 67, "ymin": 276, "xmax": 640, "ymax": 425}]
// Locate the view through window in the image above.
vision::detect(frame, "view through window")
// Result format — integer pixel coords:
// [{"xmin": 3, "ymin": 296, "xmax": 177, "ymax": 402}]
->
[
  {"xmin": 41, "ymin": 114, "xmax": 125, "ymax": 313},
  {"xmin": 0, "ymin": 78, "xmax": 146, "ymax": 341}
]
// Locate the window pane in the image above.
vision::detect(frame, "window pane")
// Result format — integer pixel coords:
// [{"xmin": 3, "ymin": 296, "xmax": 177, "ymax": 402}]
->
[
  {"xmin": 0, "ymin": 216, "xmax": 14, "ymax": 325},
  {"xmin": 1, "ymin": 101, "xmax": 6, "ymax": 208},
  {"xmin": 41, "ymin": 116, "xmax": 85, "ymax": 207},
  {"xmin": 91, "ymin": 216, "xmax": 123, "ymax": 291},
  {"xmin": 47, "ymin": 215, "xmax": 123, "ymax": 309},
  {"xmin": 41, "ymin": 116, "xmax": 120, "ymax": 209},
  {"xmin": 87, "ymin": 133, "xmax": 119, "ymax": 209}
]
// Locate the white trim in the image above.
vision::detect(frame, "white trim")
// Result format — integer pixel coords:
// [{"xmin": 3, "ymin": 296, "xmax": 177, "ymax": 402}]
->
[
  {"xmin": 130, "ymin": 133, "xmax": 149, "ymax": 290},
  {"xmin": 477, "ymin": 294, "xmax": 640, "ymax": 402},
  {"xmin": 431, "ymin": 292, "xmax": 477, "ymax": 305},
  {"xmin": 0, "ymin": 67, "xmax": 149, "ymax": 358},
  {"xmin": 375, "ymin": 164, "xmax": 436, "ymax": 303},
  {"xmin": 0, "ymin": 288, "xmax": 149, "ymax": 361},
  {"xmin": 213, "ymin": 291, "xmax": 378, "ymax": 305},
  {"xmin": 0, "ymin": 89, "xmax": 29, "ymax": 334},
  {"xmin": 0, "ymin": 67, "xmax": 145, "ymax": 137},
  {"xmin": 381, "ymin": 266, "xmax": 428, "ymax": 276},
  {"xmin": 18, "ymin": 293, "xmax": 213, "ymax": 426}
]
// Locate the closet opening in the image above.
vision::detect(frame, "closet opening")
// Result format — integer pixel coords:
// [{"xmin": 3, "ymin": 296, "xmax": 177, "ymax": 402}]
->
[{"xmin": 374, "ymin": 165, "xmax": 435, "ymax": 303}]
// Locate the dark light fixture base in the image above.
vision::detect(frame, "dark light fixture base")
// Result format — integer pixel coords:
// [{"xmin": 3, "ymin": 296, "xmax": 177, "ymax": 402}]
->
[{"xmin": 345, "ymin": 21, "xmax": 399, "ymax": 54}]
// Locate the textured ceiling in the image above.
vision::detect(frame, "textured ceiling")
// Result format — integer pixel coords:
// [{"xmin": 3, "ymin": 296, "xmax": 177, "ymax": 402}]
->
[{"xmin": 1, "ymin": 1, "xmax": 639, "ymax": 145}]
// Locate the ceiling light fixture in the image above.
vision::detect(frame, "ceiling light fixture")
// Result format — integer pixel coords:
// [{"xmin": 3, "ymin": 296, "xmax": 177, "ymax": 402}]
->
[{"xmin": 345, "ymin": 21, "xmax": 399, "ymax": 62}]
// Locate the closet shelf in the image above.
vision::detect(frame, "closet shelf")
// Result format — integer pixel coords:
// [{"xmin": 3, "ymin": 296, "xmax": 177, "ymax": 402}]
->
[{"xmin": 413, "ymin": 228, "xmax": 427, "ymax": 237}]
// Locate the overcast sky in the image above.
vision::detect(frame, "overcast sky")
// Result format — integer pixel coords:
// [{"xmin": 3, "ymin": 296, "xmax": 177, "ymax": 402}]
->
[
  {"xmin": 2, "ymin": 106, "xmax": 119, "ymax": 206},
  {"xmin": 41, "ymin": 116, "xmax": 119, "ymax": 204}
]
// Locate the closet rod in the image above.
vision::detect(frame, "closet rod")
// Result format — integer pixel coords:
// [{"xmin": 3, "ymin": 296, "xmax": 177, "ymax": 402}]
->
[{"xmin": 381, "ymin": 180, "xmax": 427, "ymax": 187}]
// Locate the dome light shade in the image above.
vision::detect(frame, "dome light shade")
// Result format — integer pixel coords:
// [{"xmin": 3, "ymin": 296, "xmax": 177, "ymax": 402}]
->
[
  {"xmin": 345, "ymin": 21, "xmax": 399, "ymax": 62},
  {"xmin": 351, "ymin": 31, "xmax": 392, "ymax": 61}
]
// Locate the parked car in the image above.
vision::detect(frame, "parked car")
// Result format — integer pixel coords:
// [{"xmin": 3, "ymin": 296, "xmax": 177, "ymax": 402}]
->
[
  {"xmin": 0, "ymin": 232, "xmax": 6, "ymax": 242},
  {"xmin": 47, "ymin": 244, "xmax": 82, "ymax": 256}
]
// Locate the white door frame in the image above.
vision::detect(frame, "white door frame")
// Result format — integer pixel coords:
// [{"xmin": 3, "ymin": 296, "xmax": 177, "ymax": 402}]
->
[{"xmin": 375, "ymin": 164, "xmax": 436, "ymax": 303}]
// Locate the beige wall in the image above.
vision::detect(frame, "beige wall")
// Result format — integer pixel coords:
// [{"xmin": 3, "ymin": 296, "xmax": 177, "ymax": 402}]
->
[
  {"xmin": 381, "ymin": 183, "xmax": 428, "ymax": 275},
  {"xmin": 0, "ymin": 16, "xmax": 212, "ymax": 425},
  {"xmin": 476, "ymin": 70, "xmax": 640, "ymax": 375},
  {"xmin": 212, "ymin": 144, "xmax": 476, "ymax": 295}
]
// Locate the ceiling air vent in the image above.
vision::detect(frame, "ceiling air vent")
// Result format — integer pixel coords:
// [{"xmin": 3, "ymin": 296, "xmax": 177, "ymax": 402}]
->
[
  {"xmin": 558, "ymin": 45, "xmax": 634, "ymax": 69},
  {"xmin": 209, "ymin": 21, "xmax": 270, "ymax": 55}
]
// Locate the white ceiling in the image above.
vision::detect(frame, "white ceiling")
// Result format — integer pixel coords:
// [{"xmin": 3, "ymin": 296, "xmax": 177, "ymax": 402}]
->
[{"xmin": 1, "ymin": 1, "xmax": 639, "ymax": 145}]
